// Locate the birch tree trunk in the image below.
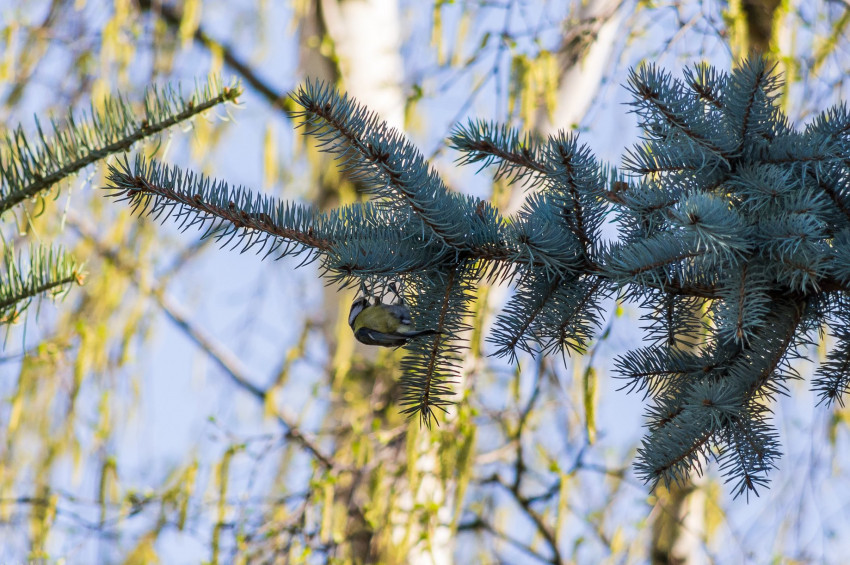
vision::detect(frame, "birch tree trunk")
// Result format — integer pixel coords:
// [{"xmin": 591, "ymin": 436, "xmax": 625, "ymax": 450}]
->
[
  {"xmin": 534, "ymin": 0, "xmax": 625, "ymax": 135},
  {"xmin": 300, "ymin": 3, "xmax": 456, "ymax": 563}
]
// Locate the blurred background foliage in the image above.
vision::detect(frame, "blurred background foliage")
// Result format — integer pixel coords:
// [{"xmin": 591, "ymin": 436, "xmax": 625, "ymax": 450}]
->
[{"xmin": 3, "ymin": 0, "xmax": 850, "ymax": 563}]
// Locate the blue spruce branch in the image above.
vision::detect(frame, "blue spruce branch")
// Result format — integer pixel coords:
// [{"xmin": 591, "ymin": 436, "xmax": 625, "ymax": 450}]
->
[{"xmin": 104, "ymin": 56, "xmax": 850, "ymax": 497}]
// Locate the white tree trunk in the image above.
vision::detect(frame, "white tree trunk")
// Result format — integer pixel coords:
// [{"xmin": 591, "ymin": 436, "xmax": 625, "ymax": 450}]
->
[
  {"xmin": 535, "ymin": 0, "xmax": 625, "ymax": 135},
  {"xmin": 649, "ymin": 481, "xmax": 708, "ymax": 565},
  {"xmin": 320, "ymin": 0, "xmax": 406, "ymax": 129},
  {"xmin": 318, "ymin": 2, "xmax": 453, "ymax": 563}
]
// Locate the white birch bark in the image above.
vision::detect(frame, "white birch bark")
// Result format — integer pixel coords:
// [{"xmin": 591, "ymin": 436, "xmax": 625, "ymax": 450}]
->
[
  {"xmin": 310, "ymin": 2, "xmax": 453, "ymax": 563},
  {"xmin": 320, "ymin": 0, "xmax": 406, "ymax": 129},
  {"xmin": 535, "ymin": 0, "xmax": 625, "ymax": 136},
  {"xmin": 649, "ymin": 480, "xmax": 708, "ymax": 565}
]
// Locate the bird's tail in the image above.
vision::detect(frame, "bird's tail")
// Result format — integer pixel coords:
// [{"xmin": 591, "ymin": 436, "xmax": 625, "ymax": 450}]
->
[{"xmin": 404, "ymin": 329, "xmax": 441, "ymax": 338}]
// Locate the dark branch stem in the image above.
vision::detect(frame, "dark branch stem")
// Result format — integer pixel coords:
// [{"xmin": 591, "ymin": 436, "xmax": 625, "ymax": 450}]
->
[
  {"xmin": 488, "ymin": 474, "xmax": 563, "ymax": 564},
  {"xmin": 117, "ymin": 171, "xmax": 331, "ymax": 252},
  {"xmin": 0, "ymin": 272, "xmax": 80, "ymax": 313},
  {"xmin": 136, "ymin": 1, "xmax": 286, "ymax": 110}
]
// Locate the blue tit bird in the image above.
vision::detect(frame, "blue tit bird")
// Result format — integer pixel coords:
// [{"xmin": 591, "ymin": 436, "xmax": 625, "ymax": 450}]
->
[{"xmin": 348, "ymin": 296, "xmax": 440, "ymax": 347}]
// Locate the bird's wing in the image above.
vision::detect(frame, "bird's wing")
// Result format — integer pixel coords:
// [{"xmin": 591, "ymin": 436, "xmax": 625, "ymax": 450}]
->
[
  {"xmin": 385, "ymin": 303, "xmax": 413, "ymax": 326},
  {"xmin": 354, "ymin": 328, "xmax": 409, "ymax": 347}
]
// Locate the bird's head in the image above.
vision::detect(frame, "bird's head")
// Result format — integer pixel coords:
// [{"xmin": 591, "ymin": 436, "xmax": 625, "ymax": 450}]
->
[{"xmin": 348, "ymin": 296, "xmax": 371, "ymax": 328}]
